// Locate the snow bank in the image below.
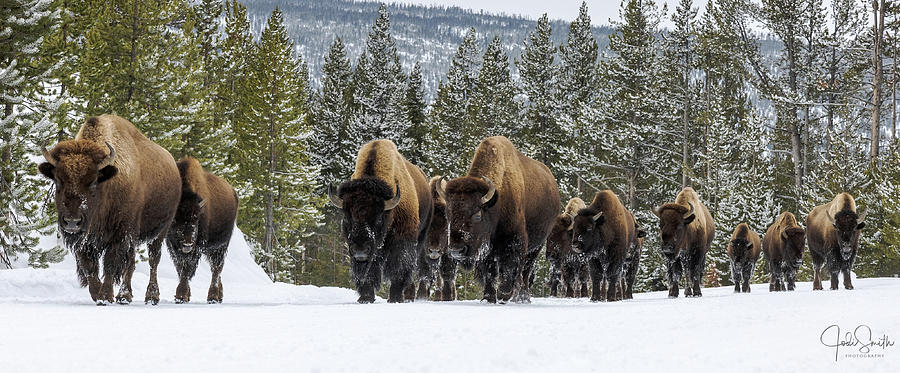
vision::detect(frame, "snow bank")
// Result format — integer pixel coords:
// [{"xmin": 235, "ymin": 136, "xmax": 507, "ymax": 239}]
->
[{"xmin": 0, "ymin": 226, "xmax": 359, "ymax": 305}]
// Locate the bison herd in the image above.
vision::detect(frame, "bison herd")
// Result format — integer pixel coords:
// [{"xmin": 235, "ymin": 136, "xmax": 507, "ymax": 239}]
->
[{"xmin": 39, "ymin": 116, "xmax": 867, "ymax": 305}]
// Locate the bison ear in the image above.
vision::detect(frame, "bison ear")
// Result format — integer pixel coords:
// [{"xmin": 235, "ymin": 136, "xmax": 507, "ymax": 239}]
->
[
  {"xmin": 856, "ymin": 222, "xmax": 865, "ymax": 230},
  {"xmin": 683, "ymin": 214, "xmax": 696, "ymax": 225},
  {"xmin": 482, "ymin": 190, "xmax": 498, "ymax": 208},
  {"xmin": 38, "ymin": 162, "xmax": 55, "ymax": 179},
  {"xmin": 97, "ymin": 165, "xmax": 118, "ymax": 183},
  {"xmin": 747, "ymin": 243, "xmax": 753, "ymax": 250}
]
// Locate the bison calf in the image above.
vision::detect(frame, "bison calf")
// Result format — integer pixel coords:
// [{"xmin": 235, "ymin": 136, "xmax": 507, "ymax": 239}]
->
[
  {"xmin": 807, "ymin": 193, "xmax": 865, "ymax": 290},
  {"xmin": 167, "ymin": 158, "xmax": 238, "ymax": 303},
  {"xmin": 762, "ymin": 212, "xmax": 805, "ymax": 292},
  {"xmin": 546, "ymin": 198, "xmax": 589, "ymax": 298},
  {"xmin": 727, "ymin": 223, "xmax": 761, "ymax": 293},
  {"xmin": 417, "ymin": 176, "xmax": 457, "ymax": 301}
]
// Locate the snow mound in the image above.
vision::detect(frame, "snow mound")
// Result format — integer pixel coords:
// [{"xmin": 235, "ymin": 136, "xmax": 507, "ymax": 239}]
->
[{"xmin": 0, "ymin": 226, "xmax": 359, "ymax": 305}]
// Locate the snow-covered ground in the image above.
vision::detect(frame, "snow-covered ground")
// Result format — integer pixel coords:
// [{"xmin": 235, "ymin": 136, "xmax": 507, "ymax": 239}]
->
[{"xmin": 1, "ymin": 229, "xmax": 897, "ymax": 372}]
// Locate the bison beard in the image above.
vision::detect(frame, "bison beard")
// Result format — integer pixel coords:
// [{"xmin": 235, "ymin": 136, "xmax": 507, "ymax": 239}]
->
[
  {"xmin": 438, "ymin": 136, "xmax": 558, "ymax": 304},
  {"xmin": 807, "ymin": 193, "xmax": 866, "ymax": 291},
  {"xmin": 38, "ymin": 115, "xmax": 180, "ymax": 305},
  {"xmin": 166, "ymin": 158, "xmax": 238, "ymax": 304},
  {"xmin": 329, "ymin": 140, "xmax": 432, "ymax": 304},
  {"xmin": 727, "ymin": 223, "xmax": 761, "ymax": 293},
  {"xmin": 653, "ymin": 187, "xmax": 715, "ymax": 298}
]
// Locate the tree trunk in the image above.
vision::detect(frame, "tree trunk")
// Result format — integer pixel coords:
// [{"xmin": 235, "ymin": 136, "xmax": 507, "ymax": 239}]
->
[
  {"xmin": 264, "ymin": 120, "xmax": 276, "ymax": 280},
  {"xmin": 872, "ymin": 0, "xmax": 886, "ymax": 160}
]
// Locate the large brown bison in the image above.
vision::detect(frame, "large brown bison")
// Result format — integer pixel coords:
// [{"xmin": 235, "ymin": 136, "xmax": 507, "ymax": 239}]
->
[
  {"xmin": 807, "ymin": 193, "xmax": 866, "ymax": 290},
  {"xmin": 762, "ymin": 212, "xmax": 806, "ymax": 292},
  {"xmin": 416, "ymin": 176, "xmax": 457, "ymax": 301},
  {"xmin": 436, "ymin": 136, "xmax": 558, "ymax": 303},
  {"xmin": 653, "ymin": 187, "xmax": 715, "ymax": 298},
  {"xmin": 622, "ymin": 211, "xmax": 647, "ymax": 299},
  {"xmin": 727, "ymin": 223, "xmax": 761, "ymax": 293},
  {"xmin": 328, "ymin": 140, "xmax": 432, "ymax": 303},
  {"xmin": 571, "ymin": 190, "xmax": 636, "ymax": 302},
  {"xmin": 166, "ymin": 158, "xmax": 238, "ymax": 304},
  {"xmin": 545, "ymin": 197, "xmax": 589, "ymax": 298},
  {"xmin": 38, "ymin": 115, "xmax": 180, "ymax": 305}
]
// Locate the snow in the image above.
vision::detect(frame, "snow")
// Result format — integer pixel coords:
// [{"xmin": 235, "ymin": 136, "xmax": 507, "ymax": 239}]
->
[{"xmin": 1, "ymin": 228, "xmax": 898, "ymax": 371}]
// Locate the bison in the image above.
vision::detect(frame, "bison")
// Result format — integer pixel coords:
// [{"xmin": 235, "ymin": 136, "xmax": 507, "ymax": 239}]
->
[
  {"xmin": 727, "ymin": 223, "xmax": 761, "ymax": 293},
  {"xmin": 807, "ymin": 193, "xmax": 866, "ymax": 290},
  {"xmin": 762, "ymin": 212, "xmax": 805, "ymax": 292},
  {"xmin": 653, "ymin": 187, "xmax": 715, "ymax": 298},
  {"xmin": 622, "ymin": 211, "xmax": 647, "ymax": 299},
  {"xmin": 545, "ymin": 197, "xmax": 589, "ymax": 298},
  {"xmin": 38, "ymin": 115, "xmax": 180, "ymax": 305},
  {"xmin": 436, "ymin": 136, "xmax": 559, "ymax": 303},
  {"xmin": 571, "ymin": 190, "xmax": 636, "ymax": 302},
  {"xmin": 328, "ymin": 140, "xmax": 432, "ymax": 303},
  {"xmin": 416, "ymin": 176, "xmax": 458, "ymax": 301},
  {"xmin": 166, "ymin": 157, "xmax": 238, "ymax": 303}
]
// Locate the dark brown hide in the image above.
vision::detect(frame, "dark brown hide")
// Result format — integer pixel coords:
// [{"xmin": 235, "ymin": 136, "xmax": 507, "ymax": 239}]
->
[
  {"xmin": 570, "ymin": 190, "xmax": 633, "ymax": 302},
  {"xmin": 806, "ymin": 193, "xmax": 865, "ymax": 290},
  {"xmin": 727, "ymin": 223, "xmax": 761, "ymax": 293},
  {"xmin": 762, "ymin": 212, "xmax": 806, "ymax": 292},
  {"xmin": 653, "ymin": 187, "xmax": 715, "ymax": 298}
]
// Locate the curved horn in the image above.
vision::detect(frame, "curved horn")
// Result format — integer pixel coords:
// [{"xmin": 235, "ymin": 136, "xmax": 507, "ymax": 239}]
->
[
  {"xmin": 41, "ymin": 145, "xmax": 57, "ymax": 166},
  {"xmin": 198, "ymin": 198, "xmax": 208, "ymax": 210},
  {"xmin": 384, "ymin": 184, "xmax": 402, "ymax": 210},
  {"xmin": 327, "ymin": 184, "xmax": 343, "ymax": 209},
  {"xmin": 98, "ymin": 142, "xmax": 116, "ymax": 168},
  {"xmin": 683, "ymin": 202, "xmax": 695, "ymax": 219},
  {"xmin": 567, "ymin": 217, "xmax": 575, "ymax": 231},
  {"xmin": 435, "ymin": 176, "xmax": 448, "ymax": 201},
  {"xmin": 592, "ymin": 211, "xmax": 604, "ymax": 222},
  {"xmin": 857, "ymin": 208, "xmax": 866, "ymax": 222},
  {"xmin": 825, "ymin": 208, "xmax": 836, "ymax": 225},
  {"xmin": 480, "ymin": 176, "xmax": 496, "ymax": 205}
]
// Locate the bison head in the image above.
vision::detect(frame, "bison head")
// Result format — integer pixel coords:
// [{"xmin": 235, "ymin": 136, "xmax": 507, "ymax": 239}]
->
[
  {"xmin": 827, "ymin": 209, "xmax": 865, "ymax": 260},
  {"xmin": 571, "ymin": 208, "xmax": 608, "ymax": 256},
  {"xmin": 653, "ymin": 202, "xmax": 696, "ymax": 257},
  {"xmin": 546, "ymin": 213, "xmax": 575, "ymax": 266},
  {"xmin": 38, "ymin": 140, "xmax": 118, "ymax": 235},
  {"xmin": 780, "ymin": 227, "xmax": 806, "ymax": 269},
  {"xmin": 729, "ymin": 238, "xmax": 754, "ymax": 265},
  {"xmin": 328, "ymin": 178, "xmax": 401, "ymax": 262},
  {"xmin": 173, "ymin": 189, "xmax": 207, "ymax": 253},
  {"xmin": 436, "ymin": 176, "xmax": 498, "ymax": 261},
  {"xmin": 426, "ymin": 201, "xmax": 449, "ymax": 261}
]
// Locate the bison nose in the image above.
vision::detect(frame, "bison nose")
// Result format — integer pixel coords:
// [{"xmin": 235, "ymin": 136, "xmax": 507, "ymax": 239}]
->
[
  {"xmin": 427, "ymin": 249, "xmax": 443, "ymax": 260},
  {"xmin": 62, "ymin": 216, "xmax": 83, "ymax": 233},
  {"xmin": 349, "ymin": 242, "xmax": 372, "ymax": 262},
  {"xmin": 448, "ymin": 244, "xmax": 468, "ymax": 260},
  {"xmin": 181, "ymin": 243, "xmax": 195, "ymax": 254},
  {"xmin": 572, "ymin": 242, "xmax": 584, "ymax": 254}
]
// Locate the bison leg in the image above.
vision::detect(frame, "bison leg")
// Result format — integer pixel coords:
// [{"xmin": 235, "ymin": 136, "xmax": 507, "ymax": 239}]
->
[
  {"xmin": 172, "ymin": 245, "xmax": 201, "ymax": 304},
  {"xmin": 439, "ymin": 255, "xmax": 457, "ymax": 301},
  {"xmin": 589, "ymin": 258, "xmax": 604, "ymax": 302},
  {"xmin": 475, "ymin": 257, "xmax": 498, "ymax": 303},
  {"xmin": 665, "ymin": 256, "xmax": 682, "ymax": 298},
  {"xmin": 351, "ymin": 257, "xmax": 382, "ymax": 304},
  {"xmin": 741, "ymin": 262, "xmax": 754, "ymax": 293},
  {"xmin": 145, "ymin": 237, "xmax": 164, "ymax": 305},
  {"xmin": 497, "ymin": 254, "xmax": 525, "ymax": 304},
  {"xmin": 624, "ymin": 256, "xmax": 638, "ymax": 300},
  {"xmin": 842, "ymin": 268, "xmax": 853, "ymax": 290},
  {"xmin": 690, "ymin": 251, "xmax": 705, "ymax": 297},
  {"xmin": 208, "ymin": 252, "xmax": 225, "ymax": 303},
  {"xmin": 680, "ymin": 254, "xmax": 694, "ymax": 297},
  {"xmin": 116, "ymin": 247, "xmax": 136, "ymax": 304},
  {"xmin": 785, "ymin": 269, "xmax": 797, "ymax": 291},
  {"xmin": 98, "ymin": 242, "xmax": 127, "ymax": 305},
  {"xmin": 578, "ymin": 266, "xmax": 590, "ymax": 298},
  {"xmin": 74, "ymin": 248, "xmax": 102, "ymax": 302},
  {"xmin": 520, "ymin": 248, "xmax": 541, "ymax": 295},
  {"xmin": 829, "ymin": 269, "xmax": 840, "ymax": 290},
  {"xmin": 548, "ymin": 269, "xmax": 560, "ymax": 297},
  {"xmin": 731, "ymin": 261, "xmax": 741, "ymax": 293},
  {"xmin": 810, "ymin": 251, "xmax": 824, "ymax": 290},
  {"xmin": 563, "ymin": 265, "xmax": 576, "ymax": 298}
]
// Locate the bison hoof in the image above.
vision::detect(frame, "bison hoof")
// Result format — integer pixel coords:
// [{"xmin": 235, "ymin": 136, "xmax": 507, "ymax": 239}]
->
[
  {"xmin": 174, "ymin": 297, "xmax": 188, "ymax": 304},
  {"xmin": 96, "ymin": 300, "xmax": 109, "ymax": 306},
  {"xmin": 207, "ymin": 299, "xmax": 221, "ymax": 304},
  {"xmin": 116, "ymin": 291, "xmax": 132, "ymax": 304},
  {"xmin": 357, "ymin": 296, "xmax": 375, "ymax": 304},
  {"xmin": 845, "ymin": 285, "xmax": 854, "ymax": 290}
]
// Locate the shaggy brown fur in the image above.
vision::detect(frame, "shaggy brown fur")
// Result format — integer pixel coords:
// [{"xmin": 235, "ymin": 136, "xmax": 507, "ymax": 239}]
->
[
  {"xmin": 38, "ymin": 114, "xmax": 180, "ymax": 305},
  {"xmin": 545, "ymin": 198, "xmax": 587, "ymax": 298},
  {"xmin": 727, "ymin": 223, "xmax": 761, "ymax": 293},
  {"xmin": 418, "ymin": 176, "xmax": 457, "ymax": 301},
  {"xmin": 653, "ymin": 187, "xmax": 715, "ymax": 298},
  {"xmin": 571, "ymin": 190, "xmax": 634, "ymax": 302},
  {"xmin": 807, "ymin": 193, "xmax": 865, "ymax": 290},
  {"xmin": 762, "ymin": 212, "xmax": 806, "ymax": 292},
  {"xmin": 167, "ymin": 158, "xmax": 238, "ymax": 304},
  {"xmin": 441, "ymin": 136, "xmax": 559, "ymax": 303},
  {"xmin": 332, "ymin": 140, "xmax": 432, "ymax": 303}
]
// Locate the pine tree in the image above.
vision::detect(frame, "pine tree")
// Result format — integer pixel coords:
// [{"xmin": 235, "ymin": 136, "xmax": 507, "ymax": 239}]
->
[
  {"xmin": 218, "ymin": 0, "xmax": 254, "ymax": 179},
  {"xmin": 517, "ymin": 14, "xmax": 568, "ymax": 190},
  {"xmin": 429, "ymin": 28, "xmax": 480, "ymax": 175},
  {"xmin": 233, "ymin": 8, "xmax": 321, "ymax": 282},
  {"xmin": 403, "ymin": 62, "xmax": 429, "ymax": 169},
  {"xmin": 0, "ymin": 0, "xmax": 63, "ymax": 268},
  {"xmin": 470, "ymin": 36, "xmax": 518, "ymax": 142},
  {"xmin": 348, "ymin": 4, "xmax": 409, "ymax": 154},
  {"xmin": 310, "ymin": 37, "xmax": 355, "ymax": 185}
]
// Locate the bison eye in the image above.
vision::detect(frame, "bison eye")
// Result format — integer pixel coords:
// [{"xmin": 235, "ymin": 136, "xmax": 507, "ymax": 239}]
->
[{"xmin": 473, "ymin": 210, "xmax": 482, "ymax": 222}]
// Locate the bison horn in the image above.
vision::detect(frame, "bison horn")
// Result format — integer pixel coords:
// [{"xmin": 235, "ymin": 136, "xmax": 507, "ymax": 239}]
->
[
  {"xmin": 683, "ymin": 202, "xmax": 695, "ymax": 219},
  {"xmin": 98, "ymin": 142, "xmax": 116, "ymax": 169},
  {"xmin": 327, "ymin": 184, "xmax": 343, "ymax": 209},
  {"xmin": 857, "ymin": 209, "xmax": 866, "ymax": 222},
  {"xmin": 480, "ymin": 176, "xmax": 496, "ymax": 205},
  {"xmin": 198, "ymin": 198, "xmax": 207, "ymax": 210},
  {"xmin": 435, "ymin": 176, "xmax": 448, "ymax": 201},
  {"xmin": 592, "ymin": 211, "xmax": 604, "ymax": 222},
  {"xmin": 384, "ymin": 184, "xmax": 402, "ymax": 211},
  {"xmin": 567, "ymin": 219, "xmax": 575, "ymax": 231},
  {"xmin": 41, "ymin": 145, "xmax": 57, "ymax": 166},
  {"xmin": 825, "ymin": 209, "xmax": 836, "ymax": 225}
]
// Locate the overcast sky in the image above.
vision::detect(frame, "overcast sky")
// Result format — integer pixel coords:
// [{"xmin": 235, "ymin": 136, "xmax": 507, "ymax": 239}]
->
[{"xmin": 391, "ymin": 0, "xmax": 711, "ymax": 27}]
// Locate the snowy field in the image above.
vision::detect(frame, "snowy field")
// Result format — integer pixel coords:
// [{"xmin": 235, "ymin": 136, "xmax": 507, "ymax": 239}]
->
[{"xmin": 1, "ymin": 230, "xmax": 897, "ymax": 372}]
